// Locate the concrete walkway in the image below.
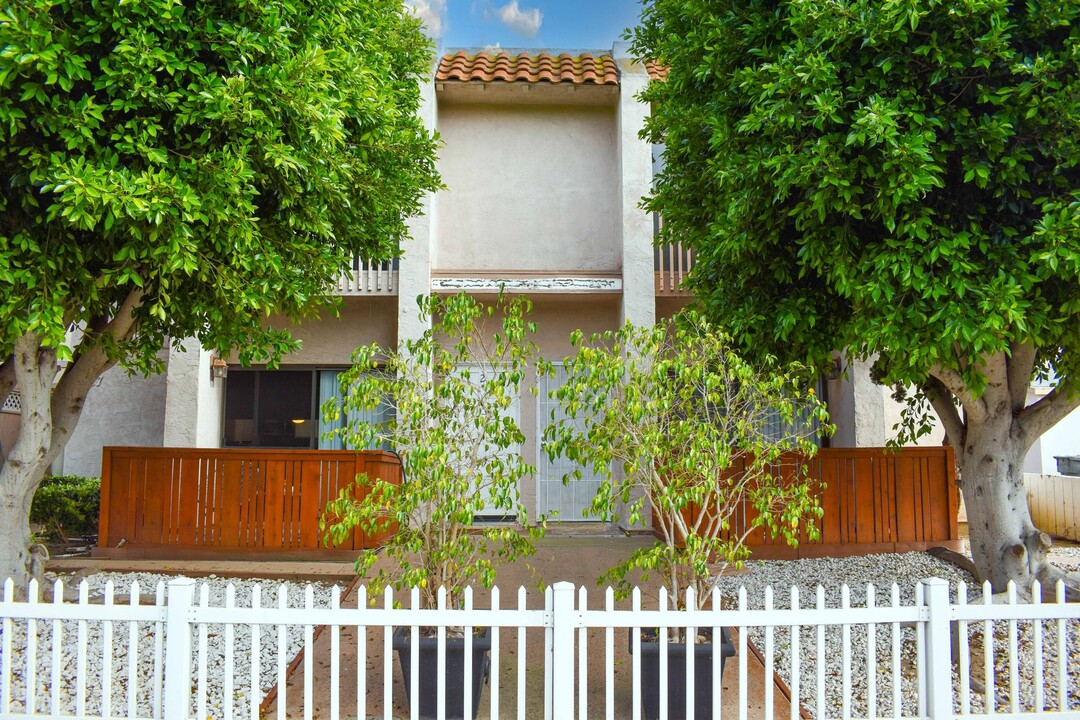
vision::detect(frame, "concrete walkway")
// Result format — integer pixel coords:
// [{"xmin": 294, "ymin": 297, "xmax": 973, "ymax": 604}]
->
[{"xmin": 51, "ymin": 530, "xmax": 797, "ymax": 719}]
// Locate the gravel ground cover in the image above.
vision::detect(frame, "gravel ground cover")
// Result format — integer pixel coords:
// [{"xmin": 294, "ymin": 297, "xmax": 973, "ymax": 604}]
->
[
  {"xmin": 1, "ymin": 572, "xmax": 337, "ymax": 718},
  {"xmin": 714, "ymin": 550, "xmax": 1080, "ymax": 718}
]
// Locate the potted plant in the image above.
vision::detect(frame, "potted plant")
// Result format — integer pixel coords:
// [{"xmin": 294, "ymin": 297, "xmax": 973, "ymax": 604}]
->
[
  {"xmin": 544, "ymin": 311, "xmax": 832, "ymax": 720},
  {"xmin": 322, "ymin": 292, "xmax": 545, "ymax": 720}
]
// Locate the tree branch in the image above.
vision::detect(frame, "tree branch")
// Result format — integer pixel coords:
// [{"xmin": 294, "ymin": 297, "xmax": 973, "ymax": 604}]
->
[
  {"xmin": 1006, "ymin": 341, "xmax": 1036, "ymax": 412},
  {"xmin": 924, "ymin": 378, "xmax": 965, "ymax": 449},
  {"xmin": 979, "ymin": 351, "xmax": 1011, "ymax": 414},
  {"xmin": 49, "ymin": 290, "xmax": 143, "ymax": 449},
  {"xmin": 929, "ymin": 364, "xmax": 986, "ymax": 421},
  {"xmin": 1017, "ymin": 386, "xmax": 1080, "ymax": 450}
]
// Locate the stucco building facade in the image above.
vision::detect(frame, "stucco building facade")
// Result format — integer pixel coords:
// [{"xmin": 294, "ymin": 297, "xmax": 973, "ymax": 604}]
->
[{"xmin": 42, "ymin": 45, "xmax": 956, "ymax": 520}]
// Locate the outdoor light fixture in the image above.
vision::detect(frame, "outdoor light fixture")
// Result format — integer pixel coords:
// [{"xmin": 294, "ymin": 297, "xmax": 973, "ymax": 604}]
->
[
  {"xmin": 825, "ymin": 357, "xmax": 843, "ymax": 381},
  {"xmin": 210, "ymin": 355, "xmax": 228, "ymax": 382},
  {"xmin": 291, "ymin": 418, "xmax": 306, "ymax": 425}
]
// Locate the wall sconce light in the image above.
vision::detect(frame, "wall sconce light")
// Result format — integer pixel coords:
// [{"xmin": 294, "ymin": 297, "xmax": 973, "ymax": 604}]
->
[
  {"xmin": 210, "ymin": 355, "xmax": 229, "ymax": 382},
  {"xmin": 824, "ymin": 357, "xmax": 843, "ymax": 381}
]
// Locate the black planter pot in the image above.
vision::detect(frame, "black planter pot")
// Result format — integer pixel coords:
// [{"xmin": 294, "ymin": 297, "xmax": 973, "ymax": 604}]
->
[
  {"xmin": 633, "ymin": 627, "xmax": 735, "ymax": 720},
  {"xmin": 392, "ymin": 627, "xmax": 491, "ymax": 720}
]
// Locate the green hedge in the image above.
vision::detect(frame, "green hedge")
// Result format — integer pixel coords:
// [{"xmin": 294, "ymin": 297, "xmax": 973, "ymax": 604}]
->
[{"xmin": 30, "ymin": 475, "xmax": 101, "ymax": 540}]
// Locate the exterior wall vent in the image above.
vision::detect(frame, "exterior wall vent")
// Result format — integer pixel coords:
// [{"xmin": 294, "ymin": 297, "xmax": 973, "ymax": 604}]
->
[{"xmin": 1, "ymin": 391, "xmax": 21, "ymax": 415}]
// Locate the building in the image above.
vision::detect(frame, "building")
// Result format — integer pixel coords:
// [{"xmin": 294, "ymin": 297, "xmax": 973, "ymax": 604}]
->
[{"xmin": 41, "ymin": 45, "xmax": 947, "ymax": 524}]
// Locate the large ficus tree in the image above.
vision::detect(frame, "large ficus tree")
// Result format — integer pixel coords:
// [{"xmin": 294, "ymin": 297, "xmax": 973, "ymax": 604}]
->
[
  {"xmin": 0, "ymin": 0, "xmax": 439, "ymax": 585},
  {"xmin": 632, "ymin": 1, "xmax": 1080, "ymax": 594}
]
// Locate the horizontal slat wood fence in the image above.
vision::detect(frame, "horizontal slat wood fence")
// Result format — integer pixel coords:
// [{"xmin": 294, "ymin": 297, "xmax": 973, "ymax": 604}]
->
[
  {"xmin": 97, "ymin": 447, "xmax": 401, "ymax": 558},
  {"xmin": 662, "ymin": 446, "xmax": 960, "ymax": 558}
]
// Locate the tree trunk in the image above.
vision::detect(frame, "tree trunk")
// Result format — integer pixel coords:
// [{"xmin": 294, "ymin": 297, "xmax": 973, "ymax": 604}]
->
[
  {"xmin": 0, "ymin": 332, "xmax": 113, "ymax": 587},
  {"xmin": 0, "ymin": 472, "xmax": 45, "ymax": 589},
  {"xmin": 0, "ymin": 335, "xmax": 61, "ymax": 587},
  {"xmin": 958, "ymin": 409, "xmax": 1065, "ymax": 597}
]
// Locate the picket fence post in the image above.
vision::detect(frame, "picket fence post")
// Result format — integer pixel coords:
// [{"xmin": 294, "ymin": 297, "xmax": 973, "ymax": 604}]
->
[
  {"xmin": 922, "ymin": 577, "xmax": 953, "ymax": 719},
  {"xmin": 163, "ymin": 578, "xmax": 195, "ymax": 720},
  {"xmin": 549, "ymin": 582, "xmax": 576, "ymax": 720}
]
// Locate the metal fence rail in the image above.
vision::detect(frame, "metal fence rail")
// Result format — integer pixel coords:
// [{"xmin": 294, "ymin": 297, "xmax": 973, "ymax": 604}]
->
[{"xmin": 1, "ymin": 577, "xmax": 1077, "ymax": 719}]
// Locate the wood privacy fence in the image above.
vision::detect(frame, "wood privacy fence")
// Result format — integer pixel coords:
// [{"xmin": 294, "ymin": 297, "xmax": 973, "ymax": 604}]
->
[
  {"xmin": 97, "ymin": 447, "xmax": 402, "ymax": 558},
  {"xmin": 666, "ymin": 446, "xmax": 961, "ymax": 558},
  {"xmin": 98, "ymin": 446, "xmax": 958, "ymax": 559},
  {"xmin": 1026, "ymin": 472, "xmax": 1080, "ymax": 541}
]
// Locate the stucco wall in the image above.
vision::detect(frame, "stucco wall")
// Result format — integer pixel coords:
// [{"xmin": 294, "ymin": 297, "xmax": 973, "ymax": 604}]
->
[
  {"xmin": 1024, "ymin": 390, "xmax": 1080, "ymax": 474},
  {"xmin": 163, "ymin": 342, "xmax": 223, "ymax": 448},
  {"xmin": 0, "ymin": 413, "xmax": 19, "ymax": 460},
  {"xmin": 828, "ymin": 356, "xmax": 944, "ymax": 448},
  {"xmin": 62, "ymin": 359, "xmax": 168, "ymax": 477},
  {"xmin": 435, "ymin": 103, "xmax": 619, "ymax": 273},
  {"xmin": 616, "ymin": 53, "xmax": 655, "ymax": 328},
  {"xmin": 228, "ymin": 297, "xmax": 399, "ymax": 366}
]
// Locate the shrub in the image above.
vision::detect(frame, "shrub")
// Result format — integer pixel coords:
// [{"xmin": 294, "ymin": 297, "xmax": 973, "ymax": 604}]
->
[{"xmin": 30, "ymin": 475, "xmax": 101, "ymax": 541}]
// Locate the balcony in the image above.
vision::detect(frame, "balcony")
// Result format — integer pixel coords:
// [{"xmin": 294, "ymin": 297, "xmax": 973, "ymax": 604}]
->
[
  {"xmin": 654, "ymin": 241, "xmax": 693, "ymax": 297},
  {"xmin": 335, "ymin": 257, "xmax": 399, "ymax": 295}
]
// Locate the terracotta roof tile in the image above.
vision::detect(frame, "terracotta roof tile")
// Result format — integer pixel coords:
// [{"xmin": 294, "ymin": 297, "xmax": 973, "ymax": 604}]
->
[
  {"xmin": 645, "ymin": 61, "xmax": 668, "ymax": 81},
  {"xmin": 436, "ymin": 51, "xmax": 619, "ymax": 85}
]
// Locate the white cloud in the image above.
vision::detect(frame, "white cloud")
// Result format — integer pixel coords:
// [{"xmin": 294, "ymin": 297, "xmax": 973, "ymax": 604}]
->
[
  {"xmin": 496, "ymin": 0, "xmax": 542, "ymax": 37},
  {"xmin": 406, "ymin": 0, "xmax": 447, "ymax": 38}
]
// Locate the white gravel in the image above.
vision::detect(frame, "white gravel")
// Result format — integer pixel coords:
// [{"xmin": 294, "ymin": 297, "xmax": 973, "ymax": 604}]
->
[
  {"xmin": 715, "ymin": 551, "xmax": 1080, "ymax": 718},
  {"xmin": 0, "ymin": 572, "xmax": 339, "ymax": 718}
]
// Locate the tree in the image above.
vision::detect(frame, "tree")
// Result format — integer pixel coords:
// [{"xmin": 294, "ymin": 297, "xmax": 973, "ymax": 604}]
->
[
  {"xmin": 0, "ymin": 0, "xmax": 440, "ymax": 585},
  {"xmin": 632, "ymin": 1, "xmax": 1080, "ymax": 595},
  {"xmin": 322, "ymin": 293, "xmax": 544, "ymax": 612},
  {"xmin": 543, "ymin": 313, "xmax": 830, "ymax": 615}
]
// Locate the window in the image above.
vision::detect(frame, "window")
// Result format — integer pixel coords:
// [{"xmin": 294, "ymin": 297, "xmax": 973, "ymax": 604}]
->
[
  {"xmin": 318, "ymin": 369, "xmax": 394, "ymax": 451},
  {"xmin": 223, "ymin": 369, "xmax": 392, "ymax": 450}
]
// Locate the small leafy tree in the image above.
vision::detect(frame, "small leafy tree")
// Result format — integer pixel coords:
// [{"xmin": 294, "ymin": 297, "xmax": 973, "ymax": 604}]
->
[
  {"xmin": 323, "ymin": 293, "xmax": 544, "ymax": 611},
  {"xmin": 544, "ymin": 312, "xmax": 831, "ymax": 617}
]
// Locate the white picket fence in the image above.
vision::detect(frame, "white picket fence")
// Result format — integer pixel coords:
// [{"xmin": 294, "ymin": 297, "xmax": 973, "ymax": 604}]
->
[{"xmin": 0, "ymin": 576, "xmax": 1078, "ymax": 720}]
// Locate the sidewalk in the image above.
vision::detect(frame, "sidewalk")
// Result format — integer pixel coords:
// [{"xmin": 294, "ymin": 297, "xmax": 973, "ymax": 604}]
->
[{"xmin": 48, "ymin": 556, "xmax": 359, "ymax": 582}]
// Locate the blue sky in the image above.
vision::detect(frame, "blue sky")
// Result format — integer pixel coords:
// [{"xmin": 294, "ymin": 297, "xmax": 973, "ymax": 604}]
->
[{"xmin": 407, "ymin": 0, "xmax": 644, "ymax": 51}]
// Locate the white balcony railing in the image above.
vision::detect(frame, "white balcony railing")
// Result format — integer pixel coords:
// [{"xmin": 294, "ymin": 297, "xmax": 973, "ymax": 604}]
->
[{"xmin": 336, "ymin": 258, "xmax": 398, "ymax": 295}]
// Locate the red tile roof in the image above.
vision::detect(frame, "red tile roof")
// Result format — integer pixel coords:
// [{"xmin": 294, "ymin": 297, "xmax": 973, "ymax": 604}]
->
[
  {"xmin": 436, "ymin": 51, "xmax": 619, "ymax": 85},
  {"xmin": 645, "ymin": 61, "xmax": 668, "ymax": 81}
]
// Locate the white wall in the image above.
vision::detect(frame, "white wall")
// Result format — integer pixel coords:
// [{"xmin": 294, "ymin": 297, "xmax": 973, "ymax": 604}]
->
[
  {"xmin": 435, "ymin": 103, "xmax": 619, "ymax": 273},
  {"xmin": 61, "ymin": 356, "xmax": 168, "ymax": 477},
  {"xmin": 163, "ymin": 341, "xmax": 223, "ymax": 448},
  {"xmin": 827, "ymin": 355, "xmax": 944, "ymax": 447},
  {"xmin": 615, "ymin": 48, "xmax": 655, "ymax": 329},
  {"xmin": 1024, "ymin": 388, "xmax": 1080, "ymax": 474}
]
